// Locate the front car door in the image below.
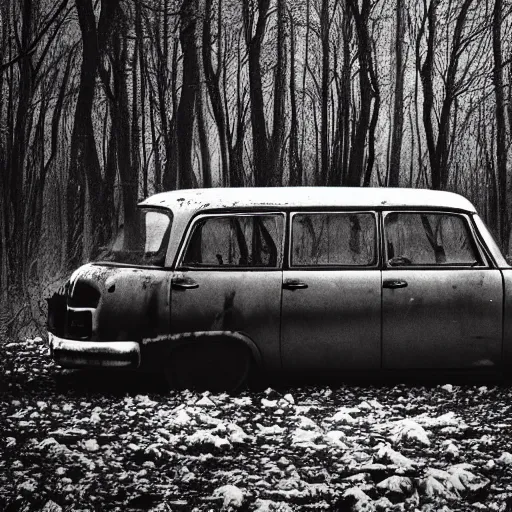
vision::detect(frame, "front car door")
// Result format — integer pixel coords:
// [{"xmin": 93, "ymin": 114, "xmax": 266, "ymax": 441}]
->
[
  {"xmin": 382, "ymin": 210, "xmax": 502, "ymax": 369},
  {"xmin": 281, "ymin": 211, "xmax": 381, "ymax": 371},
  {"xmin": 170, "ymin": 212, "xmax": 285, "ymax": 370}
]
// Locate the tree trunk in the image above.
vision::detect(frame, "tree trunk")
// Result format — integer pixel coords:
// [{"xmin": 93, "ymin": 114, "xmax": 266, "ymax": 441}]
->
[
  {"xmin": 67, "ymin": 0, "xmax": 99, "ymax": 268},
  {"xmin": 9, "ymin": 0, "xmax": 33, "ymax": 275},
  {"xmin": 288, "ymin": 9, "xmax": 302, "ymax": 186},
  {"xmin": 346, "ymin": 0, "xmax": 374, "ymax": 187},
  {"xmin": 203, "ymin": 0, "xmax": 229, "ymax": 186},
  {"xmin": 320, "ymin": 0, "xmax": 330, "ymax": 185},
  {"xmin": 419, "ymin": 1, "xmax": 438, "ymax": 188},
  {"xmin": 268, "ymin": 0, "xmax": 286, "ymax": 186},
  {"xmin": 243, "ymin": 0, "xmax": 270, "ymax": 186},
  {"xmin": 388, "ymin": 0, "xmax": 405, "ymax": 187},
  {"xmin": 492, "ymin": 0, "xmax": 508, "ymax": 247},
  {"xmin": 177, "ymin": 0, "xmax": 199, "ymax": 189}
]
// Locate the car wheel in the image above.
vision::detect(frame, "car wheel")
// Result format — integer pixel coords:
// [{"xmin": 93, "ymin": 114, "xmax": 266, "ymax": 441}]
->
[{"xmin": 166, "ymin": 339, "xmax": 251, "ymax": 393}]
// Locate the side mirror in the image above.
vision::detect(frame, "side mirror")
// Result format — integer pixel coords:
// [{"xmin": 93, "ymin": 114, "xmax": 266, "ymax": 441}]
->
[{"xmin": 506, "ymin": 255, "xmax": 512, "ymax": 266}]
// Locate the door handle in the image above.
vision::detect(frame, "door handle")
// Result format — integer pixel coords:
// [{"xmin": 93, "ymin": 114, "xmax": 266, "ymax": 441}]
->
[
  {"xmin": 172, "ymin": 276, "xmax": 199, "ymax": 290},
  {"xmin": 383, "ymin": 279, "xmax": 408, "ymax": 289},
  {"xmin": 283, "ymin": 279, "xmax": 308, "ymax": 290}
]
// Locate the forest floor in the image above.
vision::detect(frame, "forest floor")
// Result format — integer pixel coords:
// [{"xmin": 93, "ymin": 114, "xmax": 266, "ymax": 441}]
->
[{"xmin": 1, "ymin": 338, "xmax": 512, "ymax": 511}]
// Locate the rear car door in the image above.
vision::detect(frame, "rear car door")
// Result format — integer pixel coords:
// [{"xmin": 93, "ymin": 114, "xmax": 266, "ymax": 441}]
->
[
  {"xmin": 170, "ymin": 212, "xmax": 285, "ymax": 370},
  {"xmin": 281, "ymin": 211, "xmax": 381, "ymax": 370},
  {"xmin": 382, "ymin": 211, "xmax": 502, "ymax": 369}
]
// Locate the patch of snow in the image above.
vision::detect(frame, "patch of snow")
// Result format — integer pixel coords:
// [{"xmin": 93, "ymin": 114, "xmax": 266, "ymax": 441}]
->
[
  {"xmin": 233, "ymin": 397, "xmax": 252, "ymax": 406},
  {"xmin": 412, "ymin": 411, "xmax": 463, "ymax": 428},
  {"xmin": 171, "ymin": 409, "xmax": 192, "ymax": 426},
  {"xmin": 442, "ymin": 440, "xmax": 460, "ymax": 459},
  {"xmin": 441, "ymin": 384, "xmax": 454, "ymax": 393},
  {"xmin": 18, "ymin": 478, "xmax": 38, "ymax": 494},
  {"xmin": 291, "ymin": 428, "xmax": 323, "ymax": 445},
  {"xmin": 90, "ymin": 413, "xmax": 101, "ymax": 423},
  {"xmin": 389, "ymin": 419, "xmax": 430, "ymax": 446},
  {"xmin": 447, "ymin": 464, "xmax": 489, "ymax": 492},
  {"xmin": 196, "ymin": 395, "xmax": 216, "ymax": 407},
  {"xmin": 39, "ymin": 437, "xmax": 60, "ymax": 450},
  {"xmin": 376, "ymin": 475, "xmax": 413, "ymax": 495},
  {"xmin": 6, "ymin": 437, "xmax": 16, "ymax": 448},
  {"xmin": 196, "ymin": 410, "xmax": 221, "ymax": 424},
  {"xmin": 226, "ymin": 423, "xmax": 252, "ymax": 444},
  {"xmin": 277, "ymin": 395, "xmax": 295, "ymax": 409},
  {"xmin": 276, "ymin": 456, "xmax": 291, "ymax": 468},
  {"xmin": 135, "ymin": 395, "xmax": 157, "ymax": 407},
  {"xmin": 375, "ymin": 443, "xmax": 417, "ymax": 469},
  {"xmin": 186, "ymin": 430, "xmax": 231, "ymax": 450},
  {"xmin": 497, "ymin": 452, "xmax": 512, "ymax": 465},
  {"xmin": 41, "ymin": 500, "xmax": 62, "ymax": 512},
  {"xmin": 261, "ymin": 398, "xmax": 278, "ymax": 408},
  {"xmin": 295, "ymin": 416, "xmax": 319, "ymax": 430},
  {"xmin": 331, "ymin": 411, "xmax": 356, "ymax": 424},
  {"xmin": 257, "ymin": 424, "xmax": 286, "ymax": 436},
  {"xmin": 340, "ymin": 487, "xmax": 376, "ymax": 512},
  {"xmin": 421, "ymin": 474, "xmax": 459, "ymax": 501},
  {"xmin": 422, "ymin": 464, "xmax": 489, "ymax": 499},
  {"xmin": 324, "ymin": 431, "xmax": 348, "ymax": 449},
  {"xmin": 253, "ymin": 499, "xmax": 293, "ymax": 512}
]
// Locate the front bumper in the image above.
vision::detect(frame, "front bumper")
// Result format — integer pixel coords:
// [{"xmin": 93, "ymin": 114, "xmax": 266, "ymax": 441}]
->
[{"xmin": 49, "ymin": 333, "xmax": 140, "ymax": 369}]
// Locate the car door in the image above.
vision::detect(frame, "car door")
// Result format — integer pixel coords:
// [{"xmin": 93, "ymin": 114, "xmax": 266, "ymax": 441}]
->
[
  {"xmin": 170, "ymin": 212, "xmax": 285, "ymax": 370},
  {"xmin": 382, "ymin": 211, "xmax": 502, "ymax": 369},
  {"xmin": 281, "ymin": 211, "xmax": 381, "ymax": 370}
]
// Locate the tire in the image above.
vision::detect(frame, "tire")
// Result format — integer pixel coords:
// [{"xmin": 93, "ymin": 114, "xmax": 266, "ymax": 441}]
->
[{"xmin": 166, "ymin": 338, "xmax": 251, "ymax": 393}]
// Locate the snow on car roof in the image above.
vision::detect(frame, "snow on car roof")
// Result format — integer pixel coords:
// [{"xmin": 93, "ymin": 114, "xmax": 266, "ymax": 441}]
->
[{"xmin": 139, "ymin": 187, "xmax": 477, "ymax": 214}]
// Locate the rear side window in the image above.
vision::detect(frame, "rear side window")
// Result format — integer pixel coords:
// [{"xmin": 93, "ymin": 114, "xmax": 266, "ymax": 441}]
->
[
  {"xmin": 291, "ymin": 212, "xmax": 377, "ymax": 267},
  {"xmin": 181, "ymin": 214, "xmax": 284, "ymax": 268},
  {"xmin": 384, "ymin": 212, "xmax": 481, "ymax": 266}
]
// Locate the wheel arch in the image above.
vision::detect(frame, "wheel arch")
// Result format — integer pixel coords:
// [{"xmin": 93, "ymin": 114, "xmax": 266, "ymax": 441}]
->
[{"xmin": 141, "ymin": 330, "xmax": 263, "ymax": 368}]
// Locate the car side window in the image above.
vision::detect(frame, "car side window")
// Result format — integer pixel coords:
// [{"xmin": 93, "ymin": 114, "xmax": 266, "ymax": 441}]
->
[
  {"xmin": 291, "ymin": 212, "xmax": 377, "ymax": 266},
  {"xmin": 181, "ymin": 214, "xmax": 283, "ymax": 268},
  {"xmin": 384, "ymin": 212, "xmax": 481, "ymax": 266}
]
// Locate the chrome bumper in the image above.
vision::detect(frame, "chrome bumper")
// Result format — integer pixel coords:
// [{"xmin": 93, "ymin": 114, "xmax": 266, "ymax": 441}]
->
[{"xmin": 49, "ymin": 333, "xmax": 140, "ymax": 369}]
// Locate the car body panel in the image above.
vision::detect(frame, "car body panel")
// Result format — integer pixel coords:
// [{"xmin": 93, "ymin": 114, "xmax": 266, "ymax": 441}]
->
[
  {"xmin": 170, "ymin": 270, "xmax": 283, "ymax": 370},
  {"xmin": 382, "ymin": 269, "xmax": 503, "ymax": 368},
  {"xmin": 501, "ymin": 269, "xmax": 512, "ymax": 368},
  {"xmin": 281, "ymin": 270, "xmax": 381, "ymax": 370},
  {"xmin": 65, "ymin": 263, "xmax": 171, "ymax": 342}
]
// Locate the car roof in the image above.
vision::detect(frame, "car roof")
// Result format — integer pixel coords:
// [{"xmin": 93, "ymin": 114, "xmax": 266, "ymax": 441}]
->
[{"xmin": 139, "ymin": 187, "xmax": 477, "ymax": 214}]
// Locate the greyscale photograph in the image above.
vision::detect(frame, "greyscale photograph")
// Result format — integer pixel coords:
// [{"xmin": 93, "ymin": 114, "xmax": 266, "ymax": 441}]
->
[{"xmin": 1, "ymin": 0, "xmax": 512, "ymax": 510}]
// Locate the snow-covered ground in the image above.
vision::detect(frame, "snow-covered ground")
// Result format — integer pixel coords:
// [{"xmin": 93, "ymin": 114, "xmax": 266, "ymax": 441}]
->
[{"xmin": 1, "ymin": 337, "xmax": 512, "ymax": 511}]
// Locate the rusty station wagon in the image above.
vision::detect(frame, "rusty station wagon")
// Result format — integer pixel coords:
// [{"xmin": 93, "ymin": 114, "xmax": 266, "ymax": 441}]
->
[{"xmin": 47, "ymin": 187, "xmax": 512, "ymax": 390}]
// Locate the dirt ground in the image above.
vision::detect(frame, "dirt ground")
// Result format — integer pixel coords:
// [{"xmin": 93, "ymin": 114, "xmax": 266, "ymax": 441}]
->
[{"xmin": 1, "ymin": 337, "xmax": 512, "ymax": 511}]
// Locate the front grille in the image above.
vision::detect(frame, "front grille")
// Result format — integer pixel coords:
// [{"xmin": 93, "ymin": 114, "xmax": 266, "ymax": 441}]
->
[{"xmin": 67, "ymin": 310, "xmax": 92, "ymax": 339}]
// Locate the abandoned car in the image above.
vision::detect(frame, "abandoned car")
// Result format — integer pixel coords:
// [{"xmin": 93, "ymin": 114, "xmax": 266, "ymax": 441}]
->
[{"xmin": 47, "ymin": 187, "xmax": 512, "ymax": 390}]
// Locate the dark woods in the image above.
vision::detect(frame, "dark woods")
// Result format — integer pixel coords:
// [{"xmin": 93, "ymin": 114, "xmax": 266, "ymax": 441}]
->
[{"xmin": 0, "ymin": 0, "xmax": 512, "ymax": 326}]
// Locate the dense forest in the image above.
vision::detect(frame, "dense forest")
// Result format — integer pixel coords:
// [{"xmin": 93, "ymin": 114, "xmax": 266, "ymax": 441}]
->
[{"xmin": 1, "ymin": 0, "xmax": 512, "ymax": 330}]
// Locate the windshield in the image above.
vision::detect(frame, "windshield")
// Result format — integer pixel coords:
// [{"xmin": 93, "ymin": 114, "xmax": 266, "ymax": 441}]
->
[{"xmin": 96, "ymin": 208, "xmax": 172, "ymax": 266}]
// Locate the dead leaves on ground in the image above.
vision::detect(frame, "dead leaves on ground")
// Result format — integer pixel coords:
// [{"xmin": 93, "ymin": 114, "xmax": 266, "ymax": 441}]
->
[{"xmin": 1, "ymin": 338, "xmax": 512, "ymax": 511}]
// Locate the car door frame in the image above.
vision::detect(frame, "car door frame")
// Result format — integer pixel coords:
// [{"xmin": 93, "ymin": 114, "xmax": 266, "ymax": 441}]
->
[
  {"xmin": 170, "ymin": 209, "xmax": 287, "ymax": 371},
  {"xmin": 380, "ymin": 208, "xmax": 503, "ymax": 370},
  {"xmin": 280, "ymin": 207, "xmax": 383, "ymax": 371}
]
